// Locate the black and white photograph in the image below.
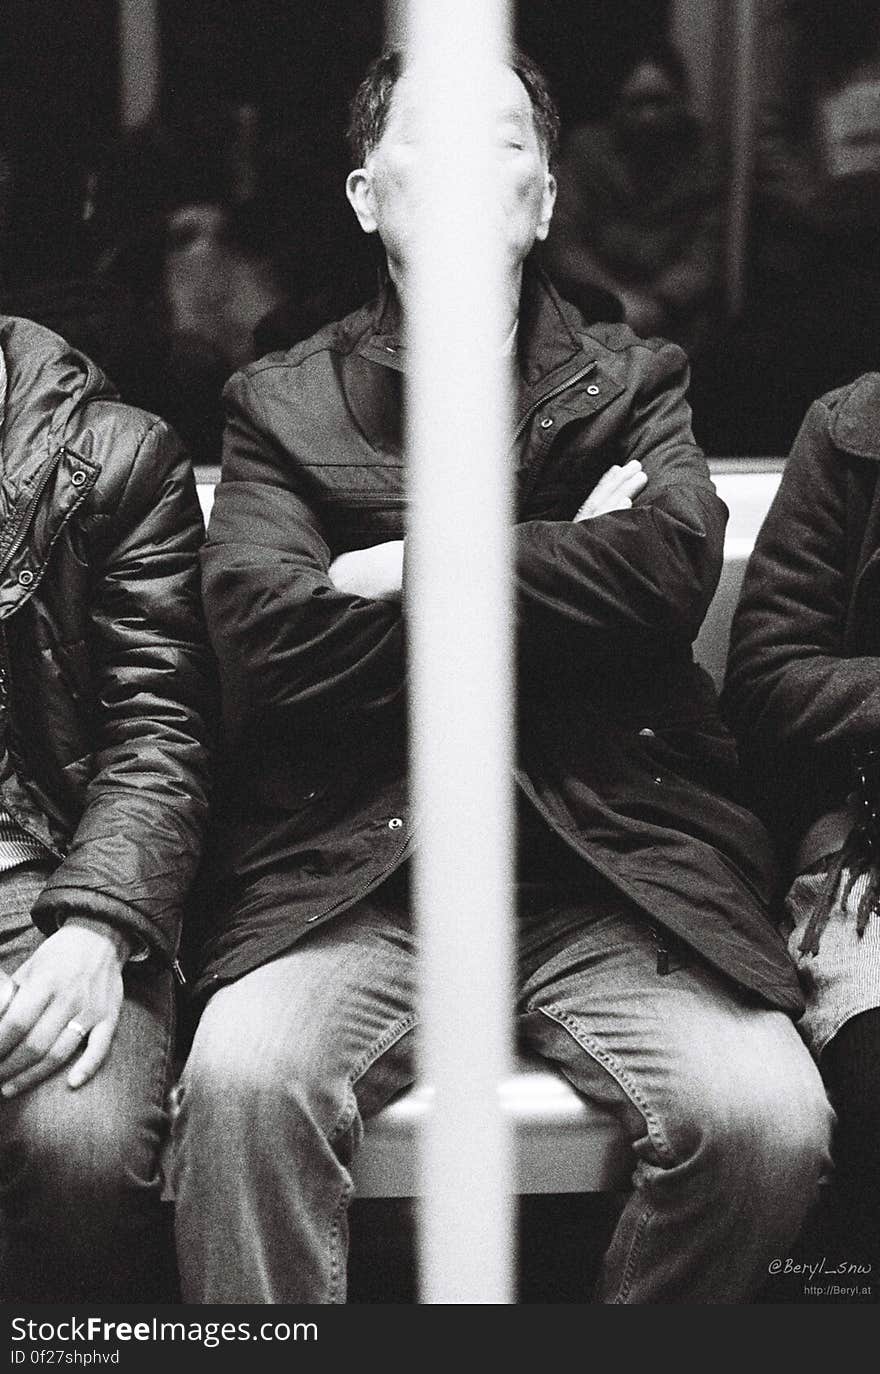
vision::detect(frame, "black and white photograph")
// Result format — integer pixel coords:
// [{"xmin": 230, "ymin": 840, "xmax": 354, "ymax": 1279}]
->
[{"xmin": 0, "ymin": 0, "xmax": 877, "ymax": 1337}]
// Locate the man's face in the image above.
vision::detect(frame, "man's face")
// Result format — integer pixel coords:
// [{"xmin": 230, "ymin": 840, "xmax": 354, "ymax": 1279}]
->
[{"xmin": 346, "ymin": 64, "xmax": 556, "ymax": 283}]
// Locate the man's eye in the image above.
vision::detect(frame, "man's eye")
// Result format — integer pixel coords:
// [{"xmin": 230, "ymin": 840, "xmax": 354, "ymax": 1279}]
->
[{"xmin": 496, "ymin": 124, "xmax": 525, "ymax": 149}]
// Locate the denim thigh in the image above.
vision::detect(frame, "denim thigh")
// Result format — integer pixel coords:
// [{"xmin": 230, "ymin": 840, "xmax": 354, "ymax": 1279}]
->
[
  {"xmin": 178, "ymin": 884, "xmax": 418, "ymax": 1150},
  {"xmin": 516, "ymin": 888, "xmax": 830, "ymax": 1167},
  {"xmin": 0, "ymin": 862, "xmax": 176, "ymax": 1300}
]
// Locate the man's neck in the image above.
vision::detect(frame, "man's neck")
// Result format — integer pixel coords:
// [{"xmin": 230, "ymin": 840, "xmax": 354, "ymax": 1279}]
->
[{"xmin": 389, "ymin": 261, "xmax": 523, "ymax": 346}]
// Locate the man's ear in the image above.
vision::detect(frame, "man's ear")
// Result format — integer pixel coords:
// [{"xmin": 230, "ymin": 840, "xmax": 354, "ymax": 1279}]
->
[
  {"xmin": 346, "ymin": 168, "xmax": 379, "ymax": 234},
  {"xmin": 534, "ymin": 170, "xmax": 557, "ymax": 243}
]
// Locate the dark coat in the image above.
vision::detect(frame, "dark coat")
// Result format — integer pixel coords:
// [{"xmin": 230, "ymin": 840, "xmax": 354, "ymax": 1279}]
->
[
  {"xmin": 198, "ymin": 270, "xmax": 801, "ymax": 1013},
  {"xmin": 723, "ymin": 372, "xmax": 880, "ymax": 875},
  {"xmin": 0, "ymin": 315, "xmax": 214, "ymax": 964}
]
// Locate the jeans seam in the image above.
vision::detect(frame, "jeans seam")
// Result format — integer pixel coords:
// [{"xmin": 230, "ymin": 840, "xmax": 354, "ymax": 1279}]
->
[
  {"xmin": 537, "ymin": 1004, "xmax": 675, "ymax": 1165},
  {"xmin": 326, "ymin": 1014, "xmax": 418, "ymax": 1149},
  {"xmin": 327, "ymin": 1088, "xmax": 356, "ymax": 1305},
  {"xmin": 121, "ymin": 975, "xmax": 176, "ymax": 1191},
  {"xmin": 612, "ymin": 1201, "xmax": 655, "ymax": 1303},
  {"xmin": 348, "ymin": 1013, "xmax": 418, "ymax": 1092}
]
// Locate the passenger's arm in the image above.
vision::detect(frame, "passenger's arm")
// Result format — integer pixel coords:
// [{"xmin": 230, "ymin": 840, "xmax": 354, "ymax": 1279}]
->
[
  {"xmin": 32, "ymin": 419, "xmax": 214, "ymax": 963},
  {"xmin": 201, "ymin": 372, "xmax": 406, "ymax": 725},
  {"xmin": 724, "ymin": 397, "xmax": 880, "ymax": 755},
  {"xmin": 515, "ymin": 343, "xmax": 726, "ymax": 652}
]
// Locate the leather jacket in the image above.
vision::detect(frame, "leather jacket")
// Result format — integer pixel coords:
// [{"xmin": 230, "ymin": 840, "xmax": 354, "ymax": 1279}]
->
[{"xmin": 0, "ymin": 315, "xmax": 214, "ymax": 965}]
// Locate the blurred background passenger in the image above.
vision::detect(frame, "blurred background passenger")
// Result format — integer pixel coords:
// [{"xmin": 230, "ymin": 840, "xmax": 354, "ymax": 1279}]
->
[
  {"xmin": 541, "ymin": 42, "xmax": 724, "ymax": 356},
  {"xmin": 85, "ymin": 106, "xmax": 372, "ymax": 466},
  {"xmin": 701, "ymin": 0, "xmax": 880, "ymax": 457}
]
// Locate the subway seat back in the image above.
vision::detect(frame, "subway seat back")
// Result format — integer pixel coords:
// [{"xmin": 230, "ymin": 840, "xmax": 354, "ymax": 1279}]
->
[{"xmin": 192, "ymin": 464, "xmax": 780, "ymax": 1196}]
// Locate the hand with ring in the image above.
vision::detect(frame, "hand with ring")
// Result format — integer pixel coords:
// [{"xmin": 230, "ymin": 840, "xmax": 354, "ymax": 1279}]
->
[{"xmin": 0, "ymin": 918, "xmax": 132, "ymax": 1097}]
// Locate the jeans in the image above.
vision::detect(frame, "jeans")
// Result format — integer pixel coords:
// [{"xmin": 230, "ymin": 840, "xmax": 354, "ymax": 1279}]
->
[
  {"xmin": 0, "ymin": 862, "xmax": 176, "ymax": 1302},
  {"xmin": 171, "ymin": 877, "xmax": 833, "ymax": 1304}
]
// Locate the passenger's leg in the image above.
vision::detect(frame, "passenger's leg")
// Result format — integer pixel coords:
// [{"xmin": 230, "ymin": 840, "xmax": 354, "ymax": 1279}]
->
[
  {"xmin": 518, "ymin": 892, "xmax": 834, "ymax": 1303},
  {"xmin": 822, "ymin": 1009, "xmax": 880, "ymax": 1278},
  {"xmin": 170, "ymin": 888, "xmax": 417, "ymax": 1303},
  {"xmin": 0, "ymin": 864, "xmax": 175, "ymax": 1302}
]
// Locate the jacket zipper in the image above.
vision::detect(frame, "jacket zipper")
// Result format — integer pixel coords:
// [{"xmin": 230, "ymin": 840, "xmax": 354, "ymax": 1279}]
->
[
  {"xmin": 650, "ymin": 923, "xmax": 670, "ymax": 976},
  {"xmin": 0, "ymin": 473, "xmax": 186, "ymax": 982},
  {"xmin": 0, "ymin": 447, "xmax": 67, "ymax": 577},
  {"xmin": 304, "ymin": 828, "xmax": 412, "ymax": 924},
  {"xmin": 511, "ymin": 361, "xmax": 598, "ymax": 447},
  {"xmin": 0, "ymin": 627, "xmax": 63, "ymax": 859}
]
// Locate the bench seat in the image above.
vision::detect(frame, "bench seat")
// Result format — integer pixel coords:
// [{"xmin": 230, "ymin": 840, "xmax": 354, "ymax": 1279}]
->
[{"xmin": 353, "ymin": 1058, "xmax": 632, "ymax": 1197}]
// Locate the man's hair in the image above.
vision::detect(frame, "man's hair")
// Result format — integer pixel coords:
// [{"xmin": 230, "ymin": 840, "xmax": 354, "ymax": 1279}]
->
[{"xmin": 346, "ymin": 47, "xmax": 561, "ymax": 171}]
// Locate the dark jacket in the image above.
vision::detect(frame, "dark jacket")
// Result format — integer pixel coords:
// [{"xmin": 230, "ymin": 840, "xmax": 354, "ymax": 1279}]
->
[
  {"xmin": 198, "ymin": 270, "xmax": 801, "ymax": 1013},
  {"xmin": 723, "ymin": 372, "xmax": 880, "ymax": 876},
  {"xmin": 0, "ymin": 315, "xmax": 214, "ymax": 965}
]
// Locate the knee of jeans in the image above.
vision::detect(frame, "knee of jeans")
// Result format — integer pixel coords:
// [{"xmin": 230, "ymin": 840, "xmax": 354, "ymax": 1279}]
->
[
  {"xmin": 0, "ymin": 1084, "xmax": 162, "ymax": 1205},
  {"xmin": 177, "ymin": 1018, "xmax": 340, "ymax": 1144},
  {"xmin": 667, "ymin": 1059, "xmax": 833, "ymax": 1191}
]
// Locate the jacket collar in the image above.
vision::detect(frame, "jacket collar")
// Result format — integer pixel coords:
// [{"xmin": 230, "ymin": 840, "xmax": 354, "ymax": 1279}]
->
[
  {"xmin": 0, "ymin": 316, "xmax": 110, "ymax": 514},
  {"xmin": 830, "ymin": 372, "xmax": 880, "ymax": 461},
  {"xmin": 344, "ymin": 263, "xmax": 617, "ymax": 458}
]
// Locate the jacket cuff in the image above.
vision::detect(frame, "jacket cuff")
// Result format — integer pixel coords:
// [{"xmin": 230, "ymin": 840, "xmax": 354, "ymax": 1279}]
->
[
  {"xmin": 30, "ymin": 886, "xmax": 171, "ymax": 965},
  {"xmin": 52, "ymin": 912, "xmax": 151, "ymax": 963}
]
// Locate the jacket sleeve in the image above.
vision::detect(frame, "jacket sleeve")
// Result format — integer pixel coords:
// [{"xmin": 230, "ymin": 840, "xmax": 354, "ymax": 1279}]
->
[
  {"xmin": 723, "ymin": 396, "xmax": 880, "ymax": 759},
  {"xmin": 515, "ymin": 342, "xmax": 726, "ymax": 652},
  {"xmin": 201, "ymin": 371, "xmax": 405, "ymax": 728},
  {"xmin": 32, "ymin": 417, "xmax": 216, "ymax": 964}
]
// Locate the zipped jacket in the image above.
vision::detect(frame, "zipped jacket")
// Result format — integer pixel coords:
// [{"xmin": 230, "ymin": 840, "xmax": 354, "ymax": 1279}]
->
[
  {"xmin": 724, "ymin": 372, "xmax": 880, "ymax": 876},
  {"xmin": 197, "ymin": 269, "xmax": 801, "ymax": 1013},
  {"xmin": 0, "ymin": 315, "xmax": 214, "ymax": 965}
]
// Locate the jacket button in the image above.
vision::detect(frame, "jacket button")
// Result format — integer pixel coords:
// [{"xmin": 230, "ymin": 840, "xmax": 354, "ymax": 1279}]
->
[
  {"xmin": 638, "ymin": 727, "xmax": 656, "ymax": 738},
  {"xmin": 587, "ymin": 384, "xmax": 600, "ymax": 396},
  {"xmin": 388, "ymin": 817, "xmax": 403, "ymax": 830},
  {"xmin": 539, "ymin": 417, "xmax": 554, "ymax": 429},
  {"xmin": 71, "ymin": 469, "xmax": 87, "ymax": 487},
  {"xmin": 17, "ymin": 570, "xmax": 34, "ymax": 587}
]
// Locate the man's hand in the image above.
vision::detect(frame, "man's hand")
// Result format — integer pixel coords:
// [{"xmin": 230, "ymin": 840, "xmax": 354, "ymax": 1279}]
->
[
  {"xmin": 573, "ymin": 460, "xmax": 647, "ymax": 522},
  {"xmin": 328, "ymin": 540, "xmax": 405, "ymax": 602},
  {"xmin": 0, "ymin": 920, "xmax": 131, "ymax": 1097}
]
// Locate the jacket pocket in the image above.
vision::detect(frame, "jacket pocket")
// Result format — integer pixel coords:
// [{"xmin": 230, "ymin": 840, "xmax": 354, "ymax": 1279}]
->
[{"xmin": 322, "ymin": 493, "xmax": 407, "ymax": 553}]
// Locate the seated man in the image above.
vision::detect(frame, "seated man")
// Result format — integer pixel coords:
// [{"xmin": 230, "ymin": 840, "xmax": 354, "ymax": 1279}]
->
[
  {"xmin": 0, "ymin": 315, "xmax": 214, "ymax": 1301},
  {"xmin": 724, "ymin": 374, "xmax": 880, "ymax": 1281},
  {"xmin": 172, "ymin": 48, "xmax": 831, "ymax": 1304}
]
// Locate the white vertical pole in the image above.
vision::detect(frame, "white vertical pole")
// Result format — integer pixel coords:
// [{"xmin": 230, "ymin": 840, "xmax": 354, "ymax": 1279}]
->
[
  {"xmin": 118, "ymin": 0, "xmax": 161, "ymax": 130},
  {"xmin": 727, "ymin": 0, "xmax": 758, "ymax": 317},
  {"xmin": 405, "ymin": 1, "xmax": 516, "ymax": 1304}
]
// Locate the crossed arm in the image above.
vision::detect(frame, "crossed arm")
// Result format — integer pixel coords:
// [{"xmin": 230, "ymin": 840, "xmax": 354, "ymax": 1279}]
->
[{"xmin": 327, "ymin": 459, "xmax": 648, "ymax": 599}]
